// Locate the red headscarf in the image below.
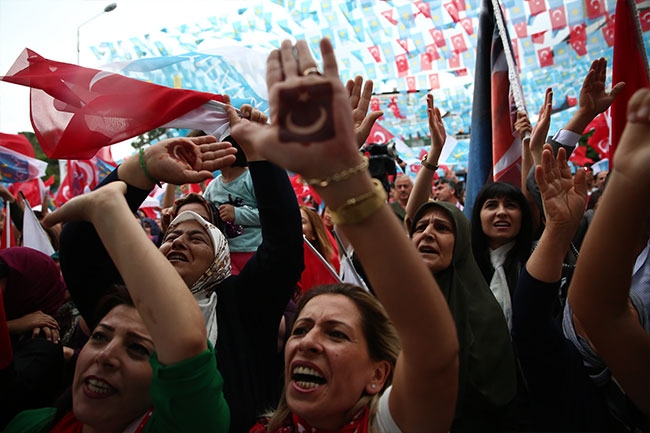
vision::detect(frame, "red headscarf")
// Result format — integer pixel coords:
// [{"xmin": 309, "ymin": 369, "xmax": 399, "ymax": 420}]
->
[{"xmin": 0, "ymin": 247, "xmax": 66, "ymax": 321}]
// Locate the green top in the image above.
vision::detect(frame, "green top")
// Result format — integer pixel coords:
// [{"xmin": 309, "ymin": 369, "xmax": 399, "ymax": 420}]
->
[{"xmin": 2, "ymin": 342, "xmax": 229, "ymax": 433}]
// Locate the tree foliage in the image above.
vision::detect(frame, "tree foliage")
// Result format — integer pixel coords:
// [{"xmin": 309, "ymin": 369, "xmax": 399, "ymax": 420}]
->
[
  {"xmin": 130, "ymin": 128, "xmax": 169, "ymax": 149},
  {"xmin": 20, "ymin": 131, "xmax": 60, "ymax": 187}
]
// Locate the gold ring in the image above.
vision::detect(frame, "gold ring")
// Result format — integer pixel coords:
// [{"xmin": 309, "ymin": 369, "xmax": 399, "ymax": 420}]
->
[{"xmin": 302, "ymin": 67, "xmax": 321, "ymax": 76}]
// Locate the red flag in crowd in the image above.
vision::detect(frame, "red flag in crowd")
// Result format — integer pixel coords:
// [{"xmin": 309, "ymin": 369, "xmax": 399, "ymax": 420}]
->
[
  {"xmin": 0, "ymin": 132, "xmax": 35, "ymax": 157},
  {"xmin": 54, "ymin": 160, "xmax": 99, "ymax": 207},
  {"xmin": 298, "ymin": 238, "xmax": 341, "ymax": 294},
  {"xmin": 366, "ymin": 121, "xmax": 395, "ymax": 145},
  {"xmin": 611, "ymin": 0, "xmax": 650, "ymax": 165},
  {"xmin": 568, "ymin": 145, "xmax": 594, "ymax": 167},
  {"xmin": 0, "ymin": 48, "xmax": 230, "ymax": 159},
  {"xmin": 584, "ymin": 112, "xmax": 610, "ymax": 160},
  {"xmin": 8, "ymin": 178, "xmax": 46, "ymax": 208}
]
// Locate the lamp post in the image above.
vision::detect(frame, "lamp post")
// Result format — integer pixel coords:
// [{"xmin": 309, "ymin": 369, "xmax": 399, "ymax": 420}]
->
[{"xmin": 76, "ymin": 3, "xmax": 117, "ymax": 64}]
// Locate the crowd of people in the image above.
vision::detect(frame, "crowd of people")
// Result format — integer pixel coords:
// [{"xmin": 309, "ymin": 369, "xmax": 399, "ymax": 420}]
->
[{"xmin": 1, "ymin": 38, "xmax": 649, "ymax": 433}]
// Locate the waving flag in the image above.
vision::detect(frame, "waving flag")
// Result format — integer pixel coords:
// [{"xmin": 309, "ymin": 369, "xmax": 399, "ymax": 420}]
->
[
  {"xmin": 54, "ymin": 159, "xmax": 99, "ymax": 207},
  {"xmin": 0, "ymin": 49, "xmax": 230, "ymax": 159},
  {"xmin": 466, "ymin": 0, "xmax": 521, "ymax": 217},
  {"xmin": 8, "ymin": 178, "xmax": 46, "ymax": 208},
  {"xmin": 20, "ymin": 194, "xmax": 55, "ymax": 256},
  {"xmin": 0, "ymin": 145, "xmax": 47, "ymax": 183},
  {"xmin": 611, "ymin": 0, "xmax": 650, "ymax": 165},
  {"xmin": 0, "ymin": 132, "xmax": 35, "ymax": 157},
  {"xmin": 298, "ymin": 237, "xmax": 341, "ymax": 294}
]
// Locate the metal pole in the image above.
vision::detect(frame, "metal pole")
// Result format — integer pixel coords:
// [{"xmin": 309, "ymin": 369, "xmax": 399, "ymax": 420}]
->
[{"xmin": 76, "ymin": 3, "xmax": 117, "ymax": 64}]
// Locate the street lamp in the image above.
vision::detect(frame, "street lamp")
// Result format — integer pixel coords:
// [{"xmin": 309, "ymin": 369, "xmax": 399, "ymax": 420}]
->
[{"xmin": 76, "ymin": 3, "xmax": 117, "ymax": 64}]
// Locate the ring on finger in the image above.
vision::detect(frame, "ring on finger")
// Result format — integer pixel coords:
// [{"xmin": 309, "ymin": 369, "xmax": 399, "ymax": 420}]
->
[{"xmin": 302, "ymin": 66, "xmax": 321, "ymax": 76}]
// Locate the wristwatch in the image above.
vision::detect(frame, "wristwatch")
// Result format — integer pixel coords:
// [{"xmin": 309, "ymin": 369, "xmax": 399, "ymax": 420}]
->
[{"xmin": 421, "ymin": 153, "xmax": 438, "ymax": 171}]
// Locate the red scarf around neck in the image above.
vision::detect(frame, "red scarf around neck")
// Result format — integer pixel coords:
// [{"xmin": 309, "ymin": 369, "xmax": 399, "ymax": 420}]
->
[{"xmin": 250, "ymin": 406, "xmax": 369, "ymax": 433}]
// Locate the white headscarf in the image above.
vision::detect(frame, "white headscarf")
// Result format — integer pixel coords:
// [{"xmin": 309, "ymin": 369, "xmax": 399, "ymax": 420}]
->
[{"xmin": 167, "ymin": 210, "xmax": 231, "ymax": 344}]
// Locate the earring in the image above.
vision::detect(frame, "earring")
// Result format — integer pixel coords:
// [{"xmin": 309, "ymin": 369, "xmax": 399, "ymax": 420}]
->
[{"xmin": 371, "ymin": 383, "xmax": 377, "ymax": 389}]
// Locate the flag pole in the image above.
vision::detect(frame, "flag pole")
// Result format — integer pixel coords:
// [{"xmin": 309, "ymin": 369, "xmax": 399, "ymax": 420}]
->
[
  {"xmin": 303, "ymin": 235, "xmax": 342, "ymax": 283},
  {"xmin": 627, "ymin": 0, "xmax": 650, "ymax": 84},
  {"xmin": 331, "ymin": 229, "xmax": 369, "ymax": 290},
  {"xmin": 490, "ymin": 0, "xmax": 526, "ymax": 114}
]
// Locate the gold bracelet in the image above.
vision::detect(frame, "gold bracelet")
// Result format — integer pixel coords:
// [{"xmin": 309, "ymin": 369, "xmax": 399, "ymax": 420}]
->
[
  {"xmin": 421, "ymin": 153, "xmax": 438, "ymax": 171},
  {"xmin": 305, "ymin": 156, "xmax": 369, "ymax": 188},
  {"xmin": 329, "ymin": 179, "xmax": 387, "ymax": 225}
]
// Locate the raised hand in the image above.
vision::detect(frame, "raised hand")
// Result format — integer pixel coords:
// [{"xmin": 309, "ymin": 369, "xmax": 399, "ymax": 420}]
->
[
  {"xmin": 535, "ymin": 144, "xmax": 587, "ymax": 231},
  {"xmin": 578, "ymin": 58, "xmax": 625, "ymax": 118},
  {"xmin": 426, "ymin": 94, "xmax": 446, "ymax": 163},
  {"xmin": 8, "ymin": 311, "xmax": 60, "ymax": 343},
  {"xmin": 530, "ymin": 88, "xmax": 553, "ymax": 166},
  {"xmin": 230, "ymin": 39, "xmax": 362, "ymax": 185},
  {"xmin": 613, "ymin": 87, "xmax": 650, "ymax": 186},
  {"xmin": 514, "ymin": 111, "xmax": 532, "ymax": 141},
  {"xmin": 143, "ymin": 135, "xmax": 237, "ymax": 185},
  {"xmin": 346, "ymin": 75, "xmax": 383, "ymax": 148}
]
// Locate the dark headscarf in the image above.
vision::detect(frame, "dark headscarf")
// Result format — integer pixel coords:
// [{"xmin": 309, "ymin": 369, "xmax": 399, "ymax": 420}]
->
[
  {"xmin": 141, "ymin": 217, "xmax": 162, "ymax": 246},
  {"xmin": 410, "ymin": 201, "xmax": 518, "ymax": 431},
  {"xmin": 0, "ymin": 247, "xmax": 66, "ymax": 321}
]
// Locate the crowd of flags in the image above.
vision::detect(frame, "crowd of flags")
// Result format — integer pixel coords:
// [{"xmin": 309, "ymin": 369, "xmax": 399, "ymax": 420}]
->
[{"xmin": 77, "ymin": 0, "xmax": 650, "ymax": 147}]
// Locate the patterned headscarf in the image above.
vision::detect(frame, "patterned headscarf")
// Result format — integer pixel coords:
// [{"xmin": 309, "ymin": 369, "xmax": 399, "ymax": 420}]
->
[
  {"xmin": 166, "ymin": 211, "xmax": 231, "ymax": 345},
  {"xmin": 167, "ymin": 211, "xmax": 231, "ymax": 297}
]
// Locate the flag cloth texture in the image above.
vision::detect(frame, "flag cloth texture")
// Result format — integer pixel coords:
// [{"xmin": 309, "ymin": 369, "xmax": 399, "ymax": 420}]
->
[
  {"xmin": 466, "ymin": 0, "xmax": 522, "ymax": 217},
  {"xmin": 21, "ymin": 197, "xmax": 55, "ymax": 257},
  {"xmin": 0, "ymin": 144, "xmax": 47, "ymax": 183},
  {"xmin": 54, "ymin": 159, "xmax": 100, "ymax": 207},
  {"xmin": 0, "ymin": 48, "xmax": 230, "ymax": 159},
  {"xmin": 8, "ymin": 178, "xmax": 46, "ymax": 208},
  {"xmin": 611, "ymin": 0, "xmax": 650, "ymax": 165},
  {"xmin": 298, "ymin": 237, "xmax": 341, "ymax": 294},
  {"xmin": 0, "ymin": 132, "xmax": 36, "ymax": 158}
]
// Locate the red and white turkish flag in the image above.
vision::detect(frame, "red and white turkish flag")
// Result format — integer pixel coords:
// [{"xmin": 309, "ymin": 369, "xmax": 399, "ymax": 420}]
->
[
  {"xmin": 1, "ymin": 49, "xmax": 229, "ymax": 159},
  {"xmin": 550, "ymin": 7, "xmax": 567, "ymax": 30},
  {"xmin": 537, "ymin": 48, "xmax": 554, "ymax": 67},
  {"xmin": 527, "ymin": 0, "xmax": 547, "ymax": 16},
  {"xmin": 585, "ymin": 0, "xmax": 606, "ymax": 20},
  {"xmin": 366, "ymin": 122, "xmax": 395, "ymax": 145},
  {"xmin": 368, "ymin": 45, "xmax": 382, "ymax": 63}
]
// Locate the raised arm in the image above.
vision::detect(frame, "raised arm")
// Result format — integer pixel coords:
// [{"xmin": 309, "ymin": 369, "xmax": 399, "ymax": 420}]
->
[
  {"xmin": 568, "ymin": 88, "xmax": 650, "ymax": 416},
  {"xmin": 346, "ymin": 75, "xmax": 384, "ymax": 148},
  {"xmin": 527, "ymin": 144, "xmax": 587, "ymax": 281},
  {"xmin": 45, "ymin": 181, "xmax": 205, "ymax": 364},
  {"xmin": 405, "ymin": 94, "xmax": 446, "ymax": 231},
  {"xmin": 231, "ymin": 38, "xmax": 458, "ymax": 433},
  {"xmin": 59, "ymin": 136, "xmax": 237, "ymax": 327},
  {"xmin": 563, "ymin": 58, "xmax": 624, "ymax": 136}
]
